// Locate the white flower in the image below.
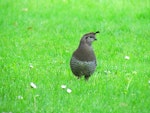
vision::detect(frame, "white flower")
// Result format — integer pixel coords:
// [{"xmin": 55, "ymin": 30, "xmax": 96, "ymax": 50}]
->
[
  {"xmin": 132, "ymin": 71, "xmax": 137, "ymax": 75},
  {"xmin": 35, "ymin": 94, "xmax": 39, "ymax": 97},
  {"xmin": 61, "ymin": 85, "xmax": 66, "ymax": 89},
  {"xmin": 22, "ymin": 8, "xmax": 28, "ymax": 12},
  {"xmin": 104, "ymin": 70, "xmax": 111, "ymax": 74},
  {"xmin": 30, "ymin": 82, "xmax": 37, "ymax": 88},
  {"xmin": 67, "ymin": 88, "xmax": 72, "ymax": 93},
  {"xmin": 18, "ymin": 95, "xmax": 23, "ymax": 99},
  {"xmin": 125, "ymin": 56, "xmax": 130, "ymax": 60},
  {"xmin": 29, "ymin": 63, "xmax": 33, "ymax": 68}
]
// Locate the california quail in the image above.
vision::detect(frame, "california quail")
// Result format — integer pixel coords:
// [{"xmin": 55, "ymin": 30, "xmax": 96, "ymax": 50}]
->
[{"xmin": 70, "ymin": 31, "xmax": 99, "ymax": 80}]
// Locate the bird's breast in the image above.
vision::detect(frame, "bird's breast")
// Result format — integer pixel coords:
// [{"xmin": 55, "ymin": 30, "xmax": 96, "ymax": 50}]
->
[
  {"xmin": 73, "ymin": 48, "xmax": 96, "ymax": 61},
  {"xmin": 70, "ymin": 56, "xmax": 96, "ymax": 75}
]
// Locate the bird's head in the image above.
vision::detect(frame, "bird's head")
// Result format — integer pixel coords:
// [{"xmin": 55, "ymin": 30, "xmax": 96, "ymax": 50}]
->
[{"xmin": 80, "ymin": 31, "xmax": 100, "ymax": 46}]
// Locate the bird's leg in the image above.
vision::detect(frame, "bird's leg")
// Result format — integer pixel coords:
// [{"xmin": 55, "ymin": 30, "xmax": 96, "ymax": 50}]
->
[
  {"xmin": 77, "ymin": 75, "xmax": 82, "ymax": 79},
  {"xmin": 84, "ymin": 75, "xmax": 90, "ymax": 81}
]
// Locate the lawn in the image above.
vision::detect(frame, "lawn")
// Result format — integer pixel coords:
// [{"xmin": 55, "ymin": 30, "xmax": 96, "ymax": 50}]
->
[{"xmin": 0, "ymin": 0, "xmax": 150, "ymax": 113}]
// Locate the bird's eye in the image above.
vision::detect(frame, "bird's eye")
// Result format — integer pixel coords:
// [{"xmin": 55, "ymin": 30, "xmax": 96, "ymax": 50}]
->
[{"xmin": 85, "ymin": 36, "xmax": 93, "ymax": 39}]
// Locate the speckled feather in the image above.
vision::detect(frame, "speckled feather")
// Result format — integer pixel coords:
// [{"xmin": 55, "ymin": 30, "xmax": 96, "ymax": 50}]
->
[{"xmin": 70, "ymin": 56, "xmax": 96, "ymax": 79}]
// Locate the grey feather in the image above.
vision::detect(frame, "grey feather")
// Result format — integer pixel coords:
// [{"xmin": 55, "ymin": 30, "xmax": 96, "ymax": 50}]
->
[{"xmin": 70, "ymin": 31, "xmax": 99, "ymax": 80}]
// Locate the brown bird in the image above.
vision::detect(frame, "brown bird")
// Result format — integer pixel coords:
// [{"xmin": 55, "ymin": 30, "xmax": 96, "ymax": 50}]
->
[{"xmin": 70, "ymin": 31, "xmax": 99, "ymax": 80}]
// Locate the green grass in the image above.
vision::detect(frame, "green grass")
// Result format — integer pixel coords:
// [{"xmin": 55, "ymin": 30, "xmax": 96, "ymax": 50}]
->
[{"xmin": 0, "ymin": 0, "xmax": 150, "ymax": 113}]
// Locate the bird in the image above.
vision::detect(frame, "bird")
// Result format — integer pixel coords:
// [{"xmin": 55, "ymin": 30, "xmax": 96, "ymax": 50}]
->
[{"xmin": 70, "ymin": 31, "xmax": 99, "ymax": 80}]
